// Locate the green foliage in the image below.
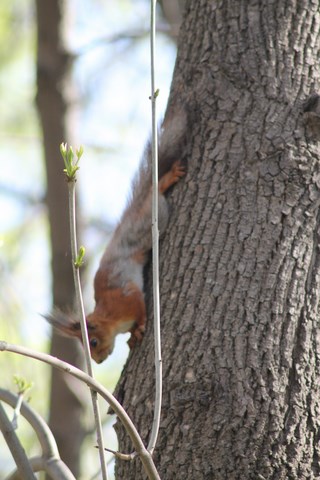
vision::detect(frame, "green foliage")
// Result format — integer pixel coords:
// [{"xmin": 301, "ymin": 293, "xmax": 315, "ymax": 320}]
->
[
  {"xmin": 60, "ymin": 142, "xmax": 84, "ymax": 181},
  {"xmin": 13, "ymin": 374, "xmax": 33, "ymax": 396},
  {"xmin": 75, "ymin": 245, "xmax": 86, "ymax": 268}
]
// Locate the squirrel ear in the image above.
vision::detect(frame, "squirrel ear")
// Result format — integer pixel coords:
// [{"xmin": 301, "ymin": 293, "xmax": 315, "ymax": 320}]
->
[
  {"xmin": 86, "ymin": 322, "xmax": 96, "ymax": 331},
  {"xmin": 42, "ymin": 309, "xmax": 82, "ymax": 339}
]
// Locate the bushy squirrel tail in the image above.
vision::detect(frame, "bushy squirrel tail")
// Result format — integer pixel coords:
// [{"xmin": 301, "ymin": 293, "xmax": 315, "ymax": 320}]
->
[
  {"xmin": 158, "ymin": 106, "xmax": 188, "ymax": 177},
  {"xmin": 128, "ymin": 107, "xmax": 187, "ymax": 209}
]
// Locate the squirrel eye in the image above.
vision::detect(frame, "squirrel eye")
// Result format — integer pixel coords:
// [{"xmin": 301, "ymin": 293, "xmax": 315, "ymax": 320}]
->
[{"xmin": 90, "ymin": 338, "xmax": 98, "ymax": 348}]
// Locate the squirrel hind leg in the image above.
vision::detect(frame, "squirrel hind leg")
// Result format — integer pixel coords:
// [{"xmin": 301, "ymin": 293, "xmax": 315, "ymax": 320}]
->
[{"xmin": 159, "ymin": 160, "xmax": 186, "ymax": 194}]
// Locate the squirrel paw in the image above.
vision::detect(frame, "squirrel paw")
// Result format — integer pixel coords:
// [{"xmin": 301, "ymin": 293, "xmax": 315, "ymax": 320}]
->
[
  {"xmin": 127, "ymin": 324, "xmax": 146, "ymax": 349},
  {"xmin": 171, "ymin": 160, "xmax": 186, "ymax": 182},
  {"xmin": 159, "ymin": 160, "xmax": 186, "ymax": 193}
]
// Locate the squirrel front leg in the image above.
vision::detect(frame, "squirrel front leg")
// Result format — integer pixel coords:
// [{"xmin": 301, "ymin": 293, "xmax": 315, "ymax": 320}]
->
[{"xmin": 127, "ymin": 302, "xmax": 146, "ymax": 349}]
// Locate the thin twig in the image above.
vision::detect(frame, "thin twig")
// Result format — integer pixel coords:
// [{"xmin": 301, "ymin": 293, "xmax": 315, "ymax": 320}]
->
[
  {"xmin": 0, "ymin": 388, "xmax": 76, "ymax": 480},
  {"xmin": 6, "ymin": 456, "xmax": 75, "ymax": 480},
  {"xmin": 66, "ymin": 163, "xmax": 108, "ymax": 479},
  {"xmin": 98, "ymin": 446, "xmax": 136, "ymax": 461},
  {"xmin": 11, "ymin": 375, "xmax": 33, "ymax": 430},
  {"xmin": 148, "ymin": 0, "xmax": 162, "ymax": 456},
  {"xmin": 0, "ymin": 342, "xmax": 160, "ymax": 480},
  {"xmin": 11, "ymin": 393, "xmax": 23, "ymax": 430},
  {"xmin": 0, "ymin": 401, "xmax": 37, "ymax": 480}
]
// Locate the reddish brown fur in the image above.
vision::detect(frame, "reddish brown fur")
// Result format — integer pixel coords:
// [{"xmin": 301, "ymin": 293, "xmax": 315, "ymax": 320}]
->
[
  {"xmin": 159, "ymin": 161, "xmax": 185, "ymax": 193},
  {"xmin": 84, "ymin": 163, "xmax": 185, "ymax": 362},
  {"xmin": 85, "ymin": 283, "xmax": 146, "ymax": 363}
]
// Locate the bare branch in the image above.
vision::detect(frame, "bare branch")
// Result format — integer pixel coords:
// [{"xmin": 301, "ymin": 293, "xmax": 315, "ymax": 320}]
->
[
  {"xmin": 0, "ymin": 387, "xmax": 75, "ymax": 480},
  {"xmin": 148, "ymin": 0, "xmax": 162, "ymax": 456},
  {"xmin": 60, "ymin": 143, "xmax": 108, "ymax": 480},
  {"xmin": 0, "ymin": 402, "xmax": 36, "ymax": 480},
  {"xmin": 0, "ymin": 342, "xmax": 160, "ymax": 480}
]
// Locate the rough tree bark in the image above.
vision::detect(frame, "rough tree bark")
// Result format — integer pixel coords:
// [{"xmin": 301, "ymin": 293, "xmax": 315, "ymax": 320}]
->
[
  {"xmin": 35, "ymin": 1, "xmax": 86, "ymax": 476},
  {"xmin": 115, "ymin": 1, "xmax": 320, "ymax": 479}
]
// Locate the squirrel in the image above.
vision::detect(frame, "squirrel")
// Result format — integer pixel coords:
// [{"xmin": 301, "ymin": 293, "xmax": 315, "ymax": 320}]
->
[{"xmin": 45, "ymin": 109, "xmax": 187, "ymax": 363}]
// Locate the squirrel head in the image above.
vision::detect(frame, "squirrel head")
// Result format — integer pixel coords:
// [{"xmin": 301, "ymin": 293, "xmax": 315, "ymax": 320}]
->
[
  {"xmin": 43, "ymin": 305, "xmax": 140, "ymax": 363},
  {"xmin": 84, "ymin": 312, "xmax": 117, "ymax": 363},
  {"xmin": 43, "ymin": 309, "xmax": 117, "ymax": 364},
  {"xmin": 44, "ymin": 285, "xmax": 145, "ymax": 363}
]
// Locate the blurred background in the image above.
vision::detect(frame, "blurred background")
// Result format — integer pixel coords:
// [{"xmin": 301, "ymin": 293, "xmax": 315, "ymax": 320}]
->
[{"xmin": 0, "ymin": 0, "xmax": 182, "ymax": 477}]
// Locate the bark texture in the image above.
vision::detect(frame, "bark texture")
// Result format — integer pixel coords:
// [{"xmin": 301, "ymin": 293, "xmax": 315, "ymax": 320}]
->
[
  {"xmin": 35, "ymin": 1, "xmax": 86, "ymax": 476},
  {"xmin": 115, "ymin": 1, "xmax": 320, "ymax": 479}
]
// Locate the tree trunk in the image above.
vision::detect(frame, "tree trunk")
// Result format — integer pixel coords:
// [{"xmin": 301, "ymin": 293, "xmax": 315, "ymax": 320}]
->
[
  {"xmin": 35, "ymin": 1, "xmax": 86, "ymax": 476},
  {"xmin": 114, "ymin": 1, "xmax": 320, "ymax": 478}
]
